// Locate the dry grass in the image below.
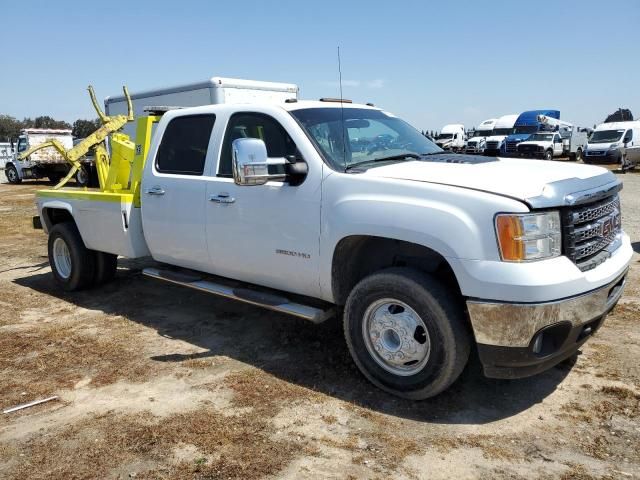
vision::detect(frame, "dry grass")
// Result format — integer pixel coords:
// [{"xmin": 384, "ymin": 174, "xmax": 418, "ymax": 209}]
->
[
  {"xmin": 0, "ymin": 318, "xmax": 157, "ymax": 409},
  {"xmin": 2, "ymin": 408, "xmax": 302, "ymax": 480}
]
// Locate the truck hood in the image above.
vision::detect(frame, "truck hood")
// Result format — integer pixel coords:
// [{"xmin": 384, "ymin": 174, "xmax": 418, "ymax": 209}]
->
[
  {"xmin": 485, "ymin": 135, "xmax": 507, "ymax": 143},
  {"xmin": 466, "ymin": 136, "xmax": 486, "ymax": 144},
  {"xmin": 506, "ymin": 134, "xmax": 531, "ymax": 142},
  {"xmin": 518, "ymin": 140, "xmax": 551, "ymax": 148},
  {"xmin": 359, "ymin": 155, "xmax": 616, "ymax": 206}
]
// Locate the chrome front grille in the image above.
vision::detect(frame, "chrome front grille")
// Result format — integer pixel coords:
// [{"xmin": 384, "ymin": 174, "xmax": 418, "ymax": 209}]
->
[
  {"xmin": 562, "ymin": 194, "xmax": 622, "ymax": 271},
  {"xmin": 506, "ymin": 140, "xmax": 519, "ymax": 153}
]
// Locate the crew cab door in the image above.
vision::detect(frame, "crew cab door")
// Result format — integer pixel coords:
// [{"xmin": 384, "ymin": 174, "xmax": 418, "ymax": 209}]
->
[
  {"xmin": 141, "ymin": 114, "xmax": 216, "ymax": 271},
  {"xmin": 553, "ymin": 134, "xmax": 563, "ymax": 156},
  {"xmin": 204, "ymin": 110, "xmax": 322, "ymax": 298}
]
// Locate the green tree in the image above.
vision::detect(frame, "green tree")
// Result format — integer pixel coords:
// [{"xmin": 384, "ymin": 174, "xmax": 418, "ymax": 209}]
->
[
  {"xmin": 33, "ymin": 116, "xmax": 71, "ymax": 129},
  {"xmin": 0, "ymin": 115, "xmax": 23, "ymax": 142},
  {"xmin": 72, "ymin": 118, "xmax": 101, "ymax": 139}
]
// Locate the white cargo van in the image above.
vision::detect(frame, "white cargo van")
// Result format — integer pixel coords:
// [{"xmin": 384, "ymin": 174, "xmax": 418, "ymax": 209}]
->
[
  {"xmin": 483, "ymin": 114, "xmax": 518, "ymax": 156},
  {"xmin": 584, "ymin": 121, "xmax": 640, "ymax": 171},
  {"xmin": 435, "ymin": 124, "xmax": 465, "ymax": 152},
  {"xmin": 465, "ymin": 118, "xmax": 497, "ymax": 154},
  {"xmin": 105, "ymin": 77, "xmax": 299, "ymax": 139}
]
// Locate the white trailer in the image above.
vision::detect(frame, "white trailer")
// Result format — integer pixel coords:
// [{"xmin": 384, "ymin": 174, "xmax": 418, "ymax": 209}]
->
[{"xmin": 105, "ymin": 77, "xmax": 299, "ymax": 139}]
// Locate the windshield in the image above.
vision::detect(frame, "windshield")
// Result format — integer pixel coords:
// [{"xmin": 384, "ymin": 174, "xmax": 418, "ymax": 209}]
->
[
  {"xmin": 475, "ymin": 129, "xmax": 493, "ymax": 137},
  {"xmin": 436, "ymin": 133, "xmax": 453, "ymax": 140},
  {"xmin": 528, "ymin": 133, "xmax": 554, "ymax": 141},
  {"xmin": 290, "ymin": 108, "xmax": 442, "ymax": 170},
  {"xmin": 493, "ymin": 127, "xmax": 513, "ymax": 136},
  {"xmin": 514, "ymin": 125, "xmax": 538, "ymax": 135},
  {"xmin": 590, "ymin": 129, "xmax": 625, "ymax": 143}
]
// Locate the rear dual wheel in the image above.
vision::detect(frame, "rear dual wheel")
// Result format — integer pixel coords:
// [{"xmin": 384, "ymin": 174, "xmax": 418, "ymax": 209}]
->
[
  {"xmin": 48, "ymin": 222, "xmax": 117, "ymax": 291},
  {"xmin": 343, "ymin": 268, "xmax": 470, "ymax": 399}
]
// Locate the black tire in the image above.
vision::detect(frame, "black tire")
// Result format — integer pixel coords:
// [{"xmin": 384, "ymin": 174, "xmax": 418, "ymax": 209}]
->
[
  {"xmin": 48, "ymin": 173, "xmax": 62, "ymax": 185},
  {"xmin": 5, "ymin": 165, "xmax": 21, "ymax": 184},
  {"xmin": 93, "ymin": 251, "xmax": 118, "ymax": 285},
  {"xmin": 76, "ymin": 167, "xmax": 90, "ymax": 187},
  {"xmin": 544, "ymin": 149, "xmax": 553, "ymax": 161},
  {"xmin": 343, "ymin": 267, "xmax": 470, "ymax": 400},
  {"xmin": 48, "ymin": 222, "xmax": 95, "ymax": 291},
  {"xmin": 574, "ymin": 148, "xmax": 583, "ymax": 162}
]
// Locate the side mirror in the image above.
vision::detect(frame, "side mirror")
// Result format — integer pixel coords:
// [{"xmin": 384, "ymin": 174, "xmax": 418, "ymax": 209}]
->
[
  {"xmin": 232, "ymin": 138, "xmax": 270, "ymax": 186},
  {"xmin": 232, "ymin": 138, "xmax": 292, "ymax": 186}
]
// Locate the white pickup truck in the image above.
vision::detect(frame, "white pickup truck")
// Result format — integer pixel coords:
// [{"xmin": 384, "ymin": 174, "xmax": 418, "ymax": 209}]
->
[{"xmin": 34, "ymin": 99, "xmax": 632, "ymax": 399}]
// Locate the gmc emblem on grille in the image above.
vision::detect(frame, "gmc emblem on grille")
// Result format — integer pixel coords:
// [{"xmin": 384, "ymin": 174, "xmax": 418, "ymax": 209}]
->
[{"xmin": 599, "ymin": 211, "xmax": 621, "ymax": 236}]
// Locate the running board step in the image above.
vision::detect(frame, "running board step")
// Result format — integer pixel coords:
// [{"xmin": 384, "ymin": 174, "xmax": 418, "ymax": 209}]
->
[{"xmin": 142, "ymin": 267, "xmax": 334, "ymax": 324}]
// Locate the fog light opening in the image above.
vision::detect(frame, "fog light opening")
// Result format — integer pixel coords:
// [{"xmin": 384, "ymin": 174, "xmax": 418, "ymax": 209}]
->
[{"xmin": 532, "ymin": 333, "xmax": 544, "ymax": 354}]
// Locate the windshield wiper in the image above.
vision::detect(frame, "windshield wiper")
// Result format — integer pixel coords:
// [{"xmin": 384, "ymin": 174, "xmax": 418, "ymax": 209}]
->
[{"xmin": 345, "ymin": 153, "xmax": 421, "ymax": 171}]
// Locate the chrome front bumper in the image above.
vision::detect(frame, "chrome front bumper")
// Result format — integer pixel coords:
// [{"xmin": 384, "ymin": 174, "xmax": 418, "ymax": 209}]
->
[{"xmin": 466, "ymin": 270, "xmax": 627, "ymax": 348}]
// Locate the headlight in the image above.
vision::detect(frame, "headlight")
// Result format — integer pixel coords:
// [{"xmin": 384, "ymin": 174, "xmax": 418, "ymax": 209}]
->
[
  {"xmin": 609, "ymin": 143, "xmax": 619, "ymax": 149},
  {"xmin": 495, "ymin": 211, "xmax": 561, "ymax": 261}
]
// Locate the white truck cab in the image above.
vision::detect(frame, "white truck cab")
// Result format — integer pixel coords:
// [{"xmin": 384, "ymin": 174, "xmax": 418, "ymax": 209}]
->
[
  {"xmin": 435, "ymin": 124, "xmax": 465, "ymax": 152},
  {"xmin": 584, "ymin": 121, "xmax": 640, "ymax": 171},
  {"xmin": 33, "ymin": 99, "xmax": 632, "ymax": 400},
  {"xmin": 483, "ymin": 114, "xmax": 518, "ymax": 156},
  {"xmin": 465, "ymin": 118, "xmax": 497, "ymax": 154},
  {"xmin": 4, "ymin": 129, "xmax": 74, "ymax": 185},
  {"xmin": 516, "ymin": 116, "xmax": 588, "ymax": 161}
]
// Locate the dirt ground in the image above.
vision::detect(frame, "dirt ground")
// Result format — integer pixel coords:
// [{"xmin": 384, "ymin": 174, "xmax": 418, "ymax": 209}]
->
[{"xmin": 0, "ymin": 172, "xmax": 639, "ymax": 480}]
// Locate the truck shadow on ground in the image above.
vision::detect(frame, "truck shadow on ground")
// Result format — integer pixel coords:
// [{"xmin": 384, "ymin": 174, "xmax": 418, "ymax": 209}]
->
[{"xmin": 15, "ymin": 260, "xmax": 576, "ymax": 425}]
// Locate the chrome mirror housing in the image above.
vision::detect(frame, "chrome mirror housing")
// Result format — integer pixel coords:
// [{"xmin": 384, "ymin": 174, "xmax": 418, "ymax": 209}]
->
[{"xmin": 232, "ymin": 138, "xmax": 270, "ymax": 186}]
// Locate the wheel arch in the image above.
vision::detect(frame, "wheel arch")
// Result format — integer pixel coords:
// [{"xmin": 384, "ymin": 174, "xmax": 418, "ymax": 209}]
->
[
  {"xmin": 331, "ymin": 235, "xmax": 462, "ymax": 306},
  {"xmin": 41, "ymin": 203, "xmax": 74, "ymax": 232}
]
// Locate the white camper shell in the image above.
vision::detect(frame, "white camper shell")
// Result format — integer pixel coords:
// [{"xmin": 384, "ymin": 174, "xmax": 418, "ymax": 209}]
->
[
  {"xmin": 465, "ymin": 118, "xmax": 497, "ymax": 154},
  {"xmin": 584, "ymin": 121, "xmax": 640, "ymax": 171},
  {"xmin": 105, "ymin": 77, "xmax": 299, "ymax": 139},
  {"xmin": 484, "ymin": 114, "xmax": 518, "ymax": 156}
]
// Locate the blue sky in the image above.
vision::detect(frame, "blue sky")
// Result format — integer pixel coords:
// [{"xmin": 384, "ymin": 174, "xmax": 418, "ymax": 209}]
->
[{"xmin": 1, "ymin": 0, "xmax": 638, "ymax": 131}]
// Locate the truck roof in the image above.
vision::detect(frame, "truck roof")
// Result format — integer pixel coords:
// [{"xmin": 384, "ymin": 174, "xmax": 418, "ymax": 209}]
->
[
  {"xmin": 594, "ymin": 120, "xmax": 640, "ymax": 131},
  {"xmin": 493, "ymin": 114, "xmax": 519, "ymax": 128},
  {"xmin": 105, "ymin": 77, "xmax": 299, "ymax": 104},
  {"xmin": 477, "ymin": 118, "xmax": 497, "ymax": 130},
  {"xmin": 514, "ymin": 110, "xmax": 560, "ymax": 127},
  {"xmin": 21, "ymin": 128, "xmax": 72, "ymax": 135}
]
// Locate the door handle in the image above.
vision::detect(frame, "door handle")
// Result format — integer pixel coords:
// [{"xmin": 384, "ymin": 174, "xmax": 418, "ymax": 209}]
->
[
  {"xmin": 209, "ymin": 193, "xmax": 235, "ymax": 204},
  {"xmin": 145, "ymin": 186, "xmax": 165, "ymax": 196}
]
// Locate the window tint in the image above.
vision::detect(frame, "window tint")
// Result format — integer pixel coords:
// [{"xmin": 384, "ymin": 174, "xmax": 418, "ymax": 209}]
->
[
  {"xmin": 156, "ymin": 115, "xmax": 215, "ymax": 175},
  {"xmin": 218, "ymin": 113, "xmax": 296, "ymax": 177}
]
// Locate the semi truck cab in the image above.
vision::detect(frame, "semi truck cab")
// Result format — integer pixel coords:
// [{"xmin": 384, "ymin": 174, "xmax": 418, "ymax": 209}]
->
[{"xmin": 504, "ymin": 110, "xmax": 560, "ymax": 156}]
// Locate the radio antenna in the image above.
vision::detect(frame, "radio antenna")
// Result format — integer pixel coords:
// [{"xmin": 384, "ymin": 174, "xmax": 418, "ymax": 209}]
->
[{"xmin": 338, "ymin": 46, "xmax": 348, "ymax": 171}]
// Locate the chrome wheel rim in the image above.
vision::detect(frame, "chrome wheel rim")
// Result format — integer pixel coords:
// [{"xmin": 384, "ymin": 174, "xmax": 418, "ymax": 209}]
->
[
  {"xmin": 52, "ymin": 237, "xmax": 72, "ymax": 279},
  {"xmin": 362, "ymin": 298, "xmax": 431, "ymax": 376},
  {"xmin": 7, "ymin": 168, "xmax": 17, "ymax": 182}
]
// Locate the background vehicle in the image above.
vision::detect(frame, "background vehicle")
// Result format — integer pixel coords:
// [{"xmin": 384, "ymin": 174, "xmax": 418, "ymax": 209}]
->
[
  {"xmin": 105, "ymin": 76, "xmax": 299, "ymax": 139},
  {"xmin": 584, "ymin": 121, "xmax": 640, "ymax": 171},
  {"xmin": 484, "ymin": 114, "xmax": 518, "ymax": 156},
  {"xmin": 0, "ymin": 142, "xmax": 13, "ymax": 170},
  {"xmin": 516, "ymin": 116, "xmax": 588, "ymax": 161},
  {"xmin": 34, "ymin": 93, "xmax": 632, "ymax": 400},
  {"xmin": 4, "ymin": 129, "xmax": 86, "ymax": 185},
  {"xmin": 434, "ymin": 124, "xmax": 465, "ymax": 151},
  {"xmin": 465, "ymin": 118, "xmax": 496, "ymax": 154},
  {"xmin": 503, "ymin": 110, "xmax": 560, "ymax": 156}
]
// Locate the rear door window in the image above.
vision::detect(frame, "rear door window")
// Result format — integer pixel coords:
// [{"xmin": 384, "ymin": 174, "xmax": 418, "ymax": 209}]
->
[{"xmin": 155, "ymin": 115, "xmax": 216, "ymax": 175}]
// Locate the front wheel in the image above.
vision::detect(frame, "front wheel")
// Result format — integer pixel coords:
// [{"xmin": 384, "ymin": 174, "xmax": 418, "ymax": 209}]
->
[
  {"xmin": 5, "ymin": 165, "xmax": 21, "ymax": 184},
  {"xmin": 544, "ymin": 149, "xmax": 553, "ymax": 161},
  {"xmin": 343, "ymin": 268, "xmax": 470, "ymax": 399},
  {"xmin": 574, "ymin": 147, "xmax": 583, "ymax": 162}
]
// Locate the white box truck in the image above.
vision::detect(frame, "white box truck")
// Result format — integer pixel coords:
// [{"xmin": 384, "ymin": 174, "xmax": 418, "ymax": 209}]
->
[
  {"xmin": 105, "ymin": 77, "xmax": 299, "ymax": 139},
  {"xmin": 0, "ymin": 142, "xmax": 13, "ymax": 170}
]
